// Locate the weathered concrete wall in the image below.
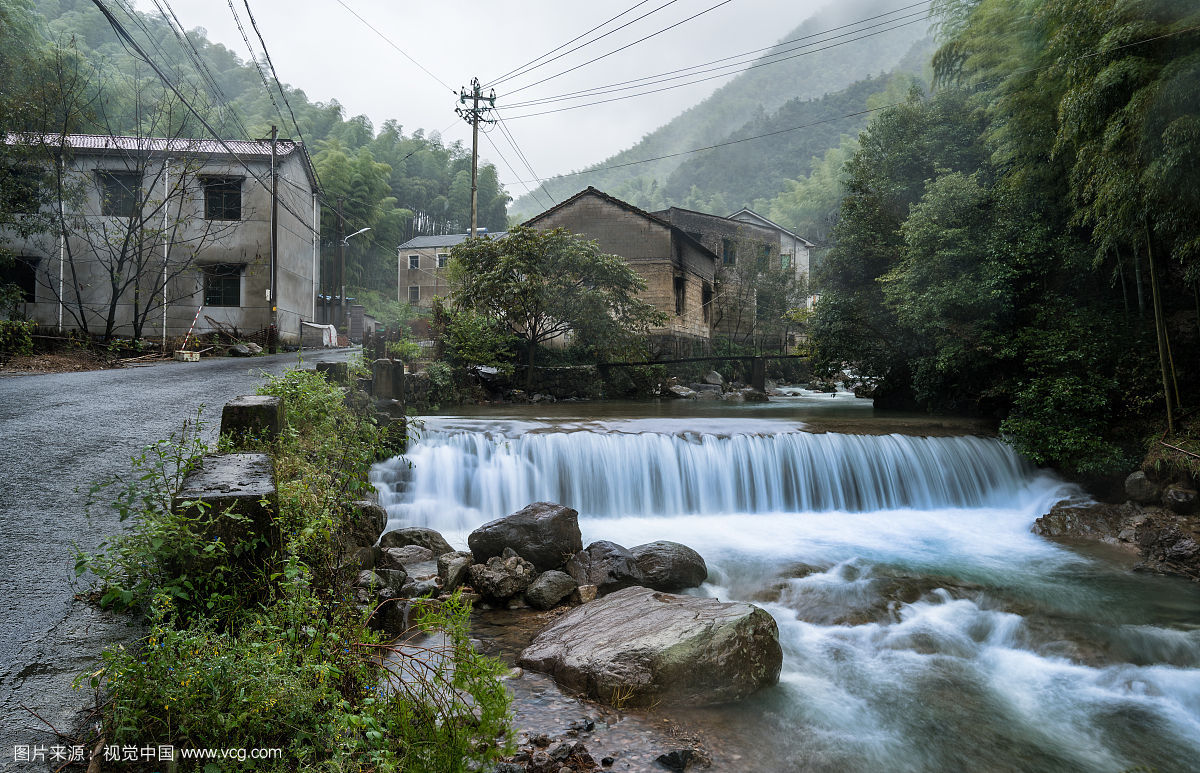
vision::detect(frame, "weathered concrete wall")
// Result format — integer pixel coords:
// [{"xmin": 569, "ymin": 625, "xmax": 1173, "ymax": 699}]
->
[{"xmin": 1, "ymin": 147, "xmax": 318, "ymax": 343}]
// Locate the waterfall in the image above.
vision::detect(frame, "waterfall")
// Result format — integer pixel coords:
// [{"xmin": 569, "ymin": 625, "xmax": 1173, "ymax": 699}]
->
[{"xmin": 374, "ymin": 426, "xmax": 1043, "ymax": 530}]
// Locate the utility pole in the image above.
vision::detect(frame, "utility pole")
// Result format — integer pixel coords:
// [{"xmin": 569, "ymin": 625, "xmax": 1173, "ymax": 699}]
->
[
  {"xmin": 336, "ymin": 196, "xmax": 345, "ymax": 331},
  {"xmin": 269, "ymin": 125, "xmax": 279, "ymax": 353},
  {"xmin": 456, "ymin": 77, "xmax": 495, "ymax": 237}
]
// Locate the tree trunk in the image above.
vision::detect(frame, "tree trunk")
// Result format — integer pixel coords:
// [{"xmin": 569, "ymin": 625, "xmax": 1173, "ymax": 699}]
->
[
  {"xmin": 1146, "ymin": 221, "xmax": 1175, "ymax": 433},
  {"xmin": 526, "ymin": 338, "xmax": 536, "ymax": 390}
]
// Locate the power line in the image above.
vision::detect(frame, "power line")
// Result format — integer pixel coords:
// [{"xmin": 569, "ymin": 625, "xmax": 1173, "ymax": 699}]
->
[
  {"xmin": 87, "ymin": 0, "xmax": 319, "ymax": 235},
  {"xmin": 240, "ymin": 0, "xmax": 325, "ymax": 193},
  {"xmin": 486, "ymin": 0, "xmax": 680, "ymax": 89},
  {"xmin": 333, "ymin": 0, "xmax": 455, "ymax": 93},
  {"xmin": 501, "ymin": 0, "xmax": 736, "ymax": 98},
  {"xmin": 507, "ymin": 21, "xmax": 1200, "ymax": 189},
  {"xmin": 503, "ymin": 5, "xmax": 930, "ymax": 110},
  {"xmin": 481, "ymin": 128, "xmax": 550, "ymax": 212},
  {"xmin": 503, "ymin": 16, "xmax": 926, "ymax": 119},
  {"xmin": 494, "ymin": 112, "xmax": 556, "ymax": 206}
]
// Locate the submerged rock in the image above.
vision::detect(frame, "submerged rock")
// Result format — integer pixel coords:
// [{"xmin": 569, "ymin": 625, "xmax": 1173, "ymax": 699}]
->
[
  {"xmin": 518, "ymin": 586, "xmax": 782, "ymax": 707},
  {"xmin": 468, "ymin": 502, "xmax": 583, "ymax": 570},
  {"xmin": 629, "ymin": 541, "xmax": 707, "ymax": 591},
  {"xmin": 564, "ymin": 540, "xmax": 645, "ymax": 595}
]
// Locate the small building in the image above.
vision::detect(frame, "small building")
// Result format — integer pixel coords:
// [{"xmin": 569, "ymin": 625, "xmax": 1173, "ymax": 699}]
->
[
  {"xmin": 397, "ymin": 230, "xmax": 506, "ymax": 308},
  {"xmin": 727, "ymin": 207, "xmax": 815, "ymax": 291},
  {"xmin": 0, "ymin": 133, "xmax": 320, "ymax": 343},
  {"xmin": 525, "ymin": 188, "xmax": 719, "ymax": 348}
]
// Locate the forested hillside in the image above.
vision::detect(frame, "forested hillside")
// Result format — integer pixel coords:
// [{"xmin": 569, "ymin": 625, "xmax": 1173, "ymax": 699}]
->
[
  {"xmin": 812, "ymin": 0, "xmax": 1199, "ymax": 480},
  {"xmin": 4, "ymin": 0, "xmax": 510, "ymax": 291},
  {"xmin": 510, "ymin": 0, "xmax": 930, "ymax": 220}
]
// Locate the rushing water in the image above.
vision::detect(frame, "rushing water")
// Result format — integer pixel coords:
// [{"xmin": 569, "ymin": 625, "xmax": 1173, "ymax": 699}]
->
[{"xmin": 372, "ymin": 398, "xmax": 1200, "ymax": 773}]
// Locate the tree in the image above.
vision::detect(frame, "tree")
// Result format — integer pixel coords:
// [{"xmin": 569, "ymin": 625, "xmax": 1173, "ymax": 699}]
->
[{"xmin": 446, "ymin": 226, "xmax": 664, "ymax": 385}]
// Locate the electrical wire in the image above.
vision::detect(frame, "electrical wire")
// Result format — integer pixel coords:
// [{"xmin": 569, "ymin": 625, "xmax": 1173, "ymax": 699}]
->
[
  {"xmin": 501, "ymin": 0, "xmax": 736, "ymax": 98},
  {"xmin": 88, "ymin": 0, "xmax": 319, "ymax": 234},
  {"xmin": 494, "ymin": 112, "xmax": 556, "ymax": 205},
  {"xmin": 333, "ymin": 0, "xmax": 455, "ymax": 93},
  {"xmin": 502, "ymin": 5, "xmax": 930, "ymax": 110},
  {"xmin": 506, "ymin": 20, "xmax": 1200, "ymax": 188},
  {"xmin": 503, "ymin": 16, "xmax": 926, "ymax": 119},
  {"xmin": 481, "ymin": 129, "xmax": 550, "ymax": 212},
  {"xmin": 486, "ymin": 0, "xmax": 679, "ymax": 89}
]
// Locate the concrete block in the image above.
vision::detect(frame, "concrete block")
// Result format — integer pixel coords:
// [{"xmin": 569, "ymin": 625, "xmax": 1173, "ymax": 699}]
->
[
  {"xmin": 316, "ymin": 361, "xmax": 348, "ymax": 383},
  {"xmin": 172, "ymin": 453, "xmax": 280, "ymax": 564},
  {"xmin": 372, "ymin": 359, "xmax": 405, "ymax": 401},
  {"xmin": 220, "ymin": 395, "xmax": 284, "ymax": 447}
]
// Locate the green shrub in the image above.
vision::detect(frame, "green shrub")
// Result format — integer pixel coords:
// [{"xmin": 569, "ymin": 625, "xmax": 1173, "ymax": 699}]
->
[
  {"xmin": 386, "ymin": 338, "xmax": 422, "ymax": 362},
  {"xmin": 0, "ymin": 318, "xmax": 34, "ymax": 362}
]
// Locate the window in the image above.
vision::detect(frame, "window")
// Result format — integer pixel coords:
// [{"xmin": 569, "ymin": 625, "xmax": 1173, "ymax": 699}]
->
[
  {"xmin": 202, "ymin": 177, "xmax": 242, "ymax": 220},
  {"xmin": 408, "ymin": 255, "xmax": 419, "ymax": 270},
  {"xmin": 408, "ymin": 285, "xmax": 420, "ymax": 304},
  {"xmin": 758, "ymin": 244, "xmax": 772, "ymax": 268},
  {"xmin": 437, "ymin": 253, "xmax": 449, "ymax": 269},
  {"xmin": 202, "ymin": 263, "xmax": 243, "ymax": 307},
  {"xmin": 674, "ymin": 275, "xmax": 685, "ymax": 316},
  {"xmin": 97, "ymin": 171, "xmax": 141, "ymax": 218},
  {"xmin": 782, "ymin": 253, "xmax": 793, "ymax": 271},
  {"xmin": 721, "ymin": 238, "xmax": 735, "ymax": 265},
  {"xmin": 702, "ymin": 281, "xmax": 713, "ymax": 324},
  {"xmin": 0, "ymin": 257, "xmax": 37, "ymax": 303}
]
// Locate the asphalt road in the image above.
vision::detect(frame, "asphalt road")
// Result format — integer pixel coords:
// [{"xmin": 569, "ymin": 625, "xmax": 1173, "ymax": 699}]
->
[{"xmin": 0, "ymin": 348, "xmax": 352, "ymax": 770}]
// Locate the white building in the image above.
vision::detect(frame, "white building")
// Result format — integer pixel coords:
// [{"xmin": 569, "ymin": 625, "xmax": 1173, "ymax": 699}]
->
[{"xmin": 0, "ymin": 133, "xmax": 320, "ymax": 343}]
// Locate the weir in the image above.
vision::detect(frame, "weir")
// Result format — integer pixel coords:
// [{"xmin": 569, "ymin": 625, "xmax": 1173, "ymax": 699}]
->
[
  {"xmin": 371, "ymin": 414, "xmax": 1200, "ymax": 772},
  {"xmin": 375, "ymin": 427, "xmax": 1041, "ymax": 526}
]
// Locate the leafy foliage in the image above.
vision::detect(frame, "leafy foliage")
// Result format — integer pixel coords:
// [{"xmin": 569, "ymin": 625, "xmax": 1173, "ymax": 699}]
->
[
  {"xmin": 447, "ymin": 227, "xmax": 665, "ymax": 377},
  {"xmin": 77, "ymin": 371, "xmax": 513, "ymax": 770}
]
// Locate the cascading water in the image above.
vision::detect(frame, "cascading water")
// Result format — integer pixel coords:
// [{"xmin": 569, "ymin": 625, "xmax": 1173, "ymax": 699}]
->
[{"xmin": 372, "ymin": 412, "xmax": 1200, "ymax": 772}]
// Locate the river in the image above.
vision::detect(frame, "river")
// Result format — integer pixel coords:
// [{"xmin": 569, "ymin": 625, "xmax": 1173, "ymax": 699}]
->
[{"xmin": 372, "ymin": 392, "xmax": 1200, "ymax": 772}]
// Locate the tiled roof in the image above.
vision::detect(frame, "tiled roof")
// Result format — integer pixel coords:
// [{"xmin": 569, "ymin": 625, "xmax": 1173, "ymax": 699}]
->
[
  {"xmin": 3, "ymin": 133, "xmax": 300, "ymax": 157},
  {"xmin": 398, "ymin": 231, "xmax": 507, "ymax": 250},
  {"xmin": 728, "ymin": 208, "xmax": 816, "ymax": 247}
]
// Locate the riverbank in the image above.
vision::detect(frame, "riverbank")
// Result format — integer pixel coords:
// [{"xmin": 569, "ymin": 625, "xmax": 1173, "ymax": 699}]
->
[{"xmin": 378, "ymin": 402, "xmax": 1200, "ymax": 772}]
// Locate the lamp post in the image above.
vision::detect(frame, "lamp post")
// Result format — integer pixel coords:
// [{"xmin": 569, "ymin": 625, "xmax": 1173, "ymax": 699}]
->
[{"xmin": 339, "ymin": 227, "xmax": 370, "ymax": 328}]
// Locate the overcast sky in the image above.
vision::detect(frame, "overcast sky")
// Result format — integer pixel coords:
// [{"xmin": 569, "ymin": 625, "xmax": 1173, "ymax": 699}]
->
[{"xmin": 131, "ymin": 0, "xmax": 827, "ymax": 199}]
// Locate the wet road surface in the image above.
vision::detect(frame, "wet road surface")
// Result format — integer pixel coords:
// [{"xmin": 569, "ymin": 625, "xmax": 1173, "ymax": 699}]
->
[{"xmin": 0, "ymin": 349, "xmax": 351, "ymax": 769}]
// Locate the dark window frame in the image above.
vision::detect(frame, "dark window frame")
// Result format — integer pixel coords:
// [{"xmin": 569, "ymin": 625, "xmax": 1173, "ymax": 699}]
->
[
  {"xmin": 1, "ymin": 256, "xmax": 38, "ymax": 303},
  {"xmin": 674, "ymin": 275, "xmax": 685, "ymax": 316},
  {"xmin": 436, "ymin": 253, "xmax": 448, "ymax": 269},
  {"xmin": 97, "ymin": 170, "xmax": 141, "ymax": 218},
  {"xmin": 408, "ymin": 254, "xmax": 420, "ymax": 270},
  {"xmin": 202, "ymin": 263, "xmax": 243, "ymax": 307},
  {"xmin": 721, "ymin": 238, "xmax": 735, "ymax": 266},
  {"xmin": 408, "ymin": 285, "xmax": 420, "ymax": 304},
  {"xmin": 202, "ymin": 176, "xmax": 243, "ymax": 221},
  {"xmin": 701, "ymin": 281, "xmax": 713, "ymax": 324}
]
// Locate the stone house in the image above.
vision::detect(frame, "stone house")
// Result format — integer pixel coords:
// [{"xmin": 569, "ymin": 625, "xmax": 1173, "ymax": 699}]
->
[
  {"xmin": 524, "ymin": 188, "xmax": 719, "ymax": 347},
  {"xmin": 0, "ymin": 133, "xmax": 320, "ymax": 343},
  {"xmin": 397, "ymin": 230, "xmax": 505, "ymax": 308}
]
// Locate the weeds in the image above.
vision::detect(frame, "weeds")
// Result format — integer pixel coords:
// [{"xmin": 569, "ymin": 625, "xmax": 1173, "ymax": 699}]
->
[{"xmin": 76, "ymin": 368, "xmax": 512, "ymax": 771}]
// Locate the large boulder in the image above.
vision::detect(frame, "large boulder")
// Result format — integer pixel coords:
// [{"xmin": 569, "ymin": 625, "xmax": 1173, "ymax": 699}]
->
[
  {"xmin": 525, "ymin": 570, "xmax": 579, "ymax": 610},
  {"xmin": 438, "ymin": 550, "xmax": 474, "ymax": 592},
  {"xmin": 378, "ymin": 546, "xmax": 438, "ymax": 581},
  {"xmin": 518, "ymin": 586, "xmax": 782, "ymax": 707},
  {"xmin": 340, "ymin": 500, "xmax": 388, "ymax": 549},
  {"xmin": 468, "ymin": 554, "xmax": 536, "ymax": 603},
  {"xmin": 468, "ymin": 502, "xmax": 583, "ymax": 570},
  {"xmin": 379, "ymin": 526, "xmax": 454, "ymax": 556},
  {"xmin": 630, "ymin": 541, "xmax": 708, "ymax": 591},
  {"xmin": 564, "ymin": 540, "xmax": 644, "ymax": 595},
  {"xmin": 1125, "ymin": 471, "xmax": 1161, "ymax": 505}
]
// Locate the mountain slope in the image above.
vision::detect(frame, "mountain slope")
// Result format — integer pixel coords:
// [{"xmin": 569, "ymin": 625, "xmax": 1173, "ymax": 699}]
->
[{"xmin": 511, "ymin": 0, "xmax": 931, "ymax": 217}]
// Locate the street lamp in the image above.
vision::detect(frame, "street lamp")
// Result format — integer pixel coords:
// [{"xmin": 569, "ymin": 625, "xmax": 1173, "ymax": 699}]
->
[{"xmin": 339, "ymin": 227, "xmax": 370, "ymax": 327}]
